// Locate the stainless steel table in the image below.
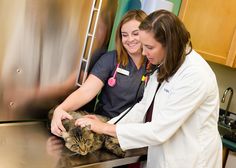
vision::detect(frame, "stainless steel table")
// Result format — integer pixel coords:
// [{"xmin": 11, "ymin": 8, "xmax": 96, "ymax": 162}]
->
[{"xmin": 0, "ymin": 121, "xmax": 147, "ymax": 168}]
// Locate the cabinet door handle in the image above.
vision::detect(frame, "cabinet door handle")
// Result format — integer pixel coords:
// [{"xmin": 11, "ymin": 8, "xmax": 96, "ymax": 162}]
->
[{"xmin": 226, "ymin": 28, "xmax": 236, "ymax": 67}]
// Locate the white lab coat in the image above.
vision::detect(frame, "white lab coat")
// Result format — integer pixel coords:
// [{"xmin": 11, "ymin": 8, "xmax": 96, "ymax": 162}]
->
[{"xmin": 109, "ymin": 50, "xmax": 222, "ymax": 168}]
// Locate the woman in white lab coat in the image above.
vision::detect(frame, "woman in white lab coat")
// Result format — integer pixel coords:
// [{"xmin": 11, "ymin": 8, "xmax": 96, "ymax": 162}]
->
[{"xmin": 75, "ymin": 10, "xmax": 222, "ymax": 168}]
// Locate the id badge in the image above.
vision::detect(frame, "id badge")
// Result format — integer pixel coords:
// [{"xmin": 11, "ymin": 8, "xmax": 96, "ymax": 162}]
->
[{"xmin": 117, "ymin": 68, "xmax": 129, "ymax": 76}]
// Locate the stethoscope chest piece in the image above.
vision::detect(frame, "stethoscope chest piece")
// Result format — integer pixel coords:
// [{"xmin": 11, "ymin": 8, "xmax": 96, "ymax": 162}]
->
[
  {"xmin": 108, "ymin": 77, "xmax": 116, "ymax": 87},
  {"xmin": 108, "ymin": 63, "xmax": 120, "ymax": 87}
]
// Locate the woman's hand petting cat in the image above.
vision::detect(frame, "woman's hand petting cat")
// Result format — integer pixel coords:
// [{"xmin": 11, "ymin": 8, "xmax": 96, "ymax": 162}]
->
[
  {"xmin": 75, "ymin": 115, "xmax": 117, "ymax": 137},
  {"xmin": 51, "ymin": 106, "xmax": 73, "ymax": 137}
]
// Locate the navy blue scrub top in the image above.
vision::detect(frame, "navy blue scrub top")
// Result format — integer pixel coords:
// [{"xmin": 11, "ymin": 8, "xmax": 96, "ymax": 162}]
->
[{"xmin": 90, "ymin": 50, "xmax": 146, "ymax": 118}]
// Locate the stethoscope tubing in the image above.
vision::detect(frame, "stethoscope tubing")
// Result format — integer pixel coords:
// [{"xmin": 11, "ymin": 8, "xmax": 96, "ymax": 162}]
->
[{"xmin": 114, "ymin": 65, "xmax": 160, "ymax": 124}]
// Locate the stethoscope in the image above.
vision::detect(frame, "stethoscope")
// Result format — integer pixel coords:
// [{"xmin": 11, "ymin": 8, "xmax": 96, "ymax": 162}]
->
[
  {"xmin": 108, "ymin": 62, "xmax": 161, "ymax": 87},
  {"xmin": 111, "ymin": 47, "xmax": 193, "ymax": 123},
  {"xmin": 108, "ymin": 63, "xmax": 120, "ymax": 87},
  {"xmin": 113, "ymin": 63, "xmax": 162, "ymax": 124},
  {"xmin": 142, "ymin": 63, "xmax": 162, "ymax": 85}
]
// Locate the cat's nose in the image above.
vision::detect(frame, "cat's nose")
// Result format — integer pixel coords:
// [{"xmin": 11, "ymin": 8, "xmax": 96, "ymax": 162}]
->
[{"xmin": 80, "ymin": 149, "xmax": 88, "ymax": 155}]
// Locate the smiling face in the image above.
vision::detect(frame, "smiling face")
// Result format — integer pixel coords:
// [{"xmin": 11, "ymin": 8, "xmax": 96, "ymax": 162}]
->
[
  {"xmin": 121, "ymin": 19, "xmax": 142, "ymax": 57},
  {"xmin": 140, "ymin": 30, "xmax": 166, "ymax": 65}
]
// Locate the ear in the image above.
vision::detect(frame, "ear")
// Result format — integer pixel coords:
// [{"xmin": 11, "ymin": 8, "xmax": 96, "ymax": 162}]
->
[
  {"xmin": 83, "ymin": 125, "xmax": 91, "ymax": 131},
  {"xmin": 61, "ymin": 131, "xmax": 69, "ymax": 139}
]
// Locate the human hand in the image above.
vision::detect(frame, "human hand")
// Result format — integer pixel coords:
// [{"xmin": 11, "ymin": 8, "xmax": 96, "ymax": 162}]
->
[
  {"xmin": 51, "ymin": 106, "xmax": 73, "ymax": 137},
  {"xmin": 75, "ymin": 115, "xmax": 107, "ymax": 134}
]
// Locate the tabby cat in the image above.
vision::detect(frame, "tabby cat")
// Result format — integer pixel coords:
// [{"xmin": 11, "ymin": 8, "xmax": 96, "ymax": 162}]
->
[{"xmin": 60, "ymin": 110, "xmax": 125, "ymax": 157}]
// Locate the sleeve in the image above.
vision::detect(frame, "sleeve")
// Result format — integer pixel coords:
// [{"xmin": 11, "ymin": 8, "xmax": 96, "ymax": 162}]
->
[
  {"xmin": 116, "ymin": 67, "xmax": 211, "ymax": 150},
  {"xmin": 90, "ymin": 51, "xmax": 116, "ymax": 84}
]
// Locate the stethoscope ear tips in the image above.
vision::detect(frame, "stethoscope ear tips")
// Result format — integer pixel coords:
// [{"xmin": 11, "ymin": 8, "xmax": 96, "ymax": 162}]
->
[{"xmin": 108, "ymin": 77, "xmax": 116, "ymax": 87}]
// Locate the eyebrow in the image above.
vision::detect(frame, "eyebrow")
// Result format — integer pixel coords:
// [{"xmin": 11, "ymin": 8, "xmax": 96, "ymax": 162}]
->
[
  {"xmin": 121, "ymin": 29, "xmax": 139, "ymax": 34},
  {"xmin": 143, "ymin": 44, "xmax": 153, "ymax": 48},
  {"xmin": 132, "ymin": 30, "xmax": 139, "ymax": 33}
]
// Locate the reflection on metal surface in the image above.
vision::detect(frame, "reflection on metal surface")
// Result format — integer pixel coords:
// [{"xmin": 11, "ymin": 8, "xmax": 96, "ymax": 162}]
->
[
  {"xmin": 0, "ymin": 0, "xmax": 117, "ymax": 121},
  {"xmin": 0, "ymin": 122, "xmax": 146, "ymax": 168},
  {"xmin": 0, "ymin": 122, "xmax": 58, "ymax": 168}
]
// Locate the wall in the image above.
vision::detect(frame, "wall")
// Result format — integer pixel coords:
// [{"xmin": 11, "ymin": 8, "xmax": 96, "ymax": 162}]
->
[{"xmin": 208, "ymin": 62, "xmax": 236, "ymax": 113}]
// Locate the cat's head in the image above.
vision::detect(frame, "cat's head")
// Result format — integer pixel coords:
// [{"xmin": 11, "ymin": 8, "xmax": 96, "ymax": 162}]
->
[{"xmin": 62, "ymin": 126, "xmax": 102, "ymax": 155}]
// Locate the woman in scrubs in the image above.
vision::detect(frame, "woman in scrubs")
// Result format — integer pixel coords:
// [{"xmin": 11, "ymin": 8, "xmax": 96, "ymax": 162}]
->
[
  {"xmin": 76, "ymin": 10, "xmax": 222, "ymax": 168},
  {"xmin": 51, "ymin": 10, "xmax": 147, "ymax": 137}
]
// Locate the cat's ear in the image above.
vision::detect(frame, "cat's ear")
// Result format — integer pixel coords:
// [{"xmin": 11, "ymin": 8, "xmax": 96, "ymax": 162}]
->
[
  {"xmin": 62, "ymin": 131, "xmax": 69, "ymax": 139},
  {"xmin": 82, "ymin": 125, "xmax": 91, "ymax": 131}
]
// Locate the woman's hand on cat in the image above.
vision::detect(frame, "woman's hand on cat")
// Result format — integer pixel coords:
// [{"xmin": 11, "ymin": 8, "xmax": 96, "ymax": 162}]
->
[
  {"xmin": 75, "ymin": 115, "xmax": 117, "ymax": 137},
  {"xmin": 75, "ymin": 115, "xmax": 103, "ymax": 133},
  {"xmin": 51, "ymin": 106, "xmax": 73, "ymax": 137}
]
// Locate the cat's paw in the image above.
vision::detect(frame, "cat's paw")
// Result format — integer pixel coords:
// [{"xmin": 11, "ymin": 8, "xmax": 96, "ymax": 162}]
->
[{"xmin": 104, "ymin": 136, "xmax": 126, "ymax": 157}]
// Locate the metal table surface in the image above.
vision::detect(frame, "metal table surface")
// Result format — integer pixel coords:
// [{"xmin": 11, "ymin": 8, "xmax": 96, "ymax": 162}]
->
[{"xmin": 0, "ymin": 121, "xmax": 147, "ymax": 168}]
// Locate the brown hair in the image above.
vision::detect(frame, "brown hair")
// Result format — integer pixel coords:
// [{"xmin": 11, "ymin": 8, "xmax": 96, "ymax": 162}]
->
[
  {"xmin": 115, "ymin": 9, "xmax": 147, "ymax": 66},
  {"xmin": 139, "ymin": 10, "xmax": 192, "ymax": 83}
]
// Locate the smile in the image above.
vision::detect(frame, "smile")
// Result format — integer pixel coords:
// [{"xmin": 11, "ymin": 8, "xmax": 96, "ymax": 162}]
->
[{"xmin": 127, "ymin": 43, "xmax": 139, "ymax": 47}]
